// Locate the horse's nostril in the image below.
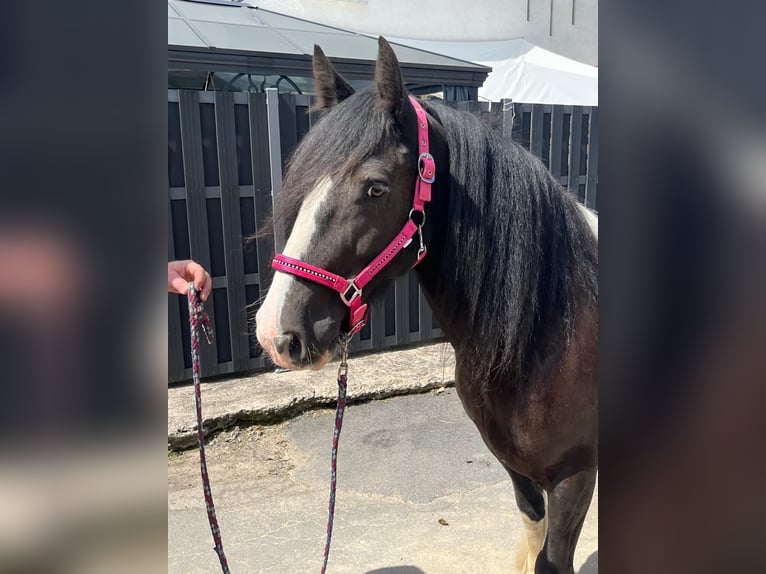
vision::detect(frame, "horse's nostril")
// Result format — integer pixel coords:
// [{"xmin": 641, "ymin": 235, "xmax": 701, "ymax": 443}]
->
[
  {"xmin": 273, "ymin": 335, "xmax": 291, "ymax": 355},
  {"xmin": 287, "ymin": 333, "xmax": 304, "ymax": 363},
  {"xmin": 273, "ymin": 333, "xmax": 305, "ymax": 363}
]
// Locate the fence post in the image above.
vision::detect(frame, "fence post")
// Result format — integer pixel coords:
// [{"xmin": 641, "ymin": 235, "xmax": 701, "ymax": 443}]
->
[{"xmin": 501, "ymin": 98, "xmax": 514, "ymax": 141}]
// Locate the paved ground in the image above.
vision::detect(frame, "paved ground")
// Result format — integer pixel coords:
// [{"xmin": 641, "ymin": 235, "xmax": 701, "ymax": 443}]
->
[{"xmin": 168, "ymin": 389, "xmax": 598, "ymax": 573}]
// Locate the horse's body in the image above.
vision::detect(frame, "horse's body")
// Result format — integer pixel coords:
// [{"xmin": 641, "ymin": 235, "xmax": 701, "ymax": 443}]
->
[{"xmin": 256, "ymin": 38, "xmax": 597, "ymax": 574}]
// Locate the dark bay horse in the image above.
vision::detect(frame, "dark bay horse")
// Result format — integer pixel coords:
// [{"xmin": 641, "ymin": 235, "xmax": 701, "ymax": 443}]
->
[{"xmin": 256, "ymin": 37, "xmax": 598, "ymax": 574}]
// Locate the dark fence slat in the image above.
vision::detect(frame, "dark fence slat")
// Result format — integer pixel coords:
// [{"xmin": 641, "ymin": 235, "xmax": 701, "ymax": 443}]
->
[
  {"xmin": 418, "ymin": 285, "xmax": 433, "ymax": 342},
  {"xmin": 370, "ymin": 297, "xmax": 386, "ymax": 350},
  {"xmin": 549, "ymin": 106, "xmax": 564, "ymax": 180},
  {"xmin": 215, "ymin": 91, "xmax": 250, "ymax": 371},
  {"xmin": 278, "ymin": 93, "xmax": 298, "ymax": 169},
  {"xmin": 168, "ymin": 198, "xmax": 185, "ymax": 382},
  {"xmin": 585, "ymin": 108, "xmax": 599, "ymax": 211},
  {"xmin": 530, "ymin": 104, "xmax": 545, "ymax": 158},
  {"xmin": 179, "ymin": 89, "xmax": 219, "ymax": 376},
  {"xmin": 567, "ymin": 107, "xmax": 584, "ymax": 198},
  {"xmin": 395, "ymin": 274, "xmax": 411, "ymax": 346},
  {"xmin": 407, "ymin": 271, "xmax": 420, "ymax": 340}
]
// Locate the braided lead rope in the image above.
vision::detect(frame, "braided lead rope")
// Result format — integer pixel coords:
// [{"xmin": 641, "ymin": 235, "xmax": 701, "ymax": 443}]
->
[
  {"xmin": 321, "ymin": 337, "xmax": 350, "ymax": 574},
  {"xmin": 188, "ymin": 282, "xmax": 350, "ymax": 574},
  {"xmin": 187, "ymin": 283, "xmax": 230, "ymax": 574}
]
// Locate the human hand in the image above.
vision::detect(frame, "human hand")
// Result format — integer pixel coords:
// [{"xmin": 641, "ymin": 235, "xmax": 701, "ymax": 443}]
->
[{"xmin": 168, "ymin": 260, "xmax": 211, "ymax": 301}]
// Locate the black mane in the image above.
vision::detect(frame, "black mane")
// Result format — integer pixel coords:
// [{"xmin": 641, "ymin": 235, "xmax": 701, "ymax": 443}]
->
[{"xmin": 422, "ymin": 101, "xmax": 598, "ymax": 386}]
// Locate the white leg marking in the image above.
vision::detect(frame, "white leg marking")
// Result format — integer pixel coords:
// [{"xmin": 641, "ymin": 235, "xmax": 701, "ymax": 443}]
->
[
  {"xmin": 516, "ymin": 513, "xmax": 548, "ymax": 574},
  {"xmin": 578, "ymin": 203, "xmax": 598, "ymax": 240}
]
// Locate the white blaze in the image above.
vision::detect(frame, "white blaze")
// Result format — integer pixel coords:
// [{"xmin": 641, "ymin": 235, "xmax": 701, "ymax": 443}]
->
[{"xmin": 255, "ymin": 177, "xmax": 334, "ymax": 354}]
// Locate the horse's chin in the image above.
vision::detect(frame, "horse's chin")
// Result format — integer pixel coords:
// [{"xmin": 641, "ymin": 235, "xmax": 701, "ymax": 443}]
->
[{"xmin": 268, "ymin": 350, "xmax": 332, "ymax": 372}]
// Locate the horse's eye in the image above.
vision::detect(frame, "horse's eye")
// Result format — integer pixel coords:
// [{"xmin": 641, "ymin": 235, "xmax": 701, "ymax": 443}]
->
[{"xmin": 366, "ymin": 184, "xmax": 389, "ymax": 199}]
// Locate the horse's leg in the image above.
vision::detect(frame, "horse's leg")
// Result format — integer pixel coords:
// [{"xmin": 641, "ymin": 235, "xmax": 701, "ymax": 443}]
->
[
  {"xmin": 506, "ymin": 468, "xmax": 547, "ymax": 574},
  {"xmin": 536, "ymin": 469, "xmax": 596, "ymax": 574}
]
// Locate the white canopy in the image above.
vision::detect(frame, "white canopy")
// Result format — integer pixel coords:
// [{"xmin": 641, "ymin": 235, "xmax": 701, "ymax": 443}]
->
[{"xmin": 388, "ymin": 37, "xmax": 598, "ymax": 106}]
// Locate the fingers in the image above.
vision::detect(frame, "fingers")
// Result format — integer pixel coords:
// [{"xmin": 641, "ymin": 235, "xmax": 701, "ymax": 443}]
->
[
  {"xmin": 168, "ymin": 260, "xmax": 211, "ymax": 301},
  {"xmin": 167, "ymin": 261, "xmax": 189, "ymax": 295},
  {"xmin": 188, "ymin": 262, "xmax": 212, "ymax": 302},
  {"xmin": 169, "ymin": 276, "xmax": 189, "ymax": 296}
]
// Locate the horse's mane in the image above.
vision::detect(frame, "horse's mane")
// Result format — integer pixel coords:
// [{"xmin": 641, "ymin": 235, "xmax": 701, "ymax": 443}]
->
[{"xmin": 422, "ymin": 100, "xmax": 598, "ymax": 386}]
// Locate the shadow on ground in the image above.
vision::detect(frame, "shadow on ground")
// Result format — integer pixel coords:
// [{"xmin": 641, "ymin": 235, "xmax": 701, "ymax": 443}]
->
[
  {"xmin": 579, "ymin": 551, "xmax": 598, "ymax": 573},
  {"xmin": 365, "ymin": 567, "xmax": 427, "ymax": 574}
]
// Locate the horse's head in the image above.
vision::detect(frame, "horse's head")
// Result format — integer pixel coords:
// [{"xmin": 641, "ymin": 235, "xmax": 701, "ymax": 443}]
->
[{"xmin": 256, "ymin": 37, "xmax": 433, "ymax": 370}]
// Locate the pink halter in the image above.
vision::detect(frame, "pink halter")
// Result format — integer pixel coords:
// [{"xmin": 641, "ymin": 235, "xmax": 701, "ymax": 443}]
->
[{"xmin": 271, "ymin": 96, "xmax": 435, "ymax": 336}]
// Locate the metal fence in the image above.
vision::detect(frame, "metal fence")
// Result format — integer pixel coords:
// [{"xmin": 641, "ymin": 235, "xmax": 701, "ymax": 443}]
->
[{"xmin": 167, "ymin": 89, "xmax": 598, "ymax": 383}]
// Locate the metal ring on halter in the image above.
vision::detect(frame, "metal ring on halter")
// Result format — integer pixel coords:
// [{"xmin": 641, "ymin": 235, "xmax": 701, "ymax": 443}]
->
[
  {"xmin": 409, "ymin": 208, "xmax": 426, "ymax": 228},
  {"xmin": 340, "ymin": 281, "xmax": 362, "ymax": 306},
  {"xmin": 418, "ymin": 152, "xmax": 436, "ymax": 183}
]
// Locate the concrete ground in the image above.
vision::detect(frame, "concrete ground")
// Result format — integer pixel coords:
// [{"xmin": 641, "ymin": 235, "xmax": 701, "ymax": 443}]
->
[{"xmin": 168, "ymin": 358, "xmax": 598, "ymax": 574}]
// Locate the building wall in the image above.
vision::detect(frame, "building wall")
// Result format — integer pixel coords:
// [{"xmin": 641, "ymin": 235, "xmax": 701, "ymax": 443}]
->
[{"xmin": 248, "ymin": 0, "xmax": 597, "ymax": 66}]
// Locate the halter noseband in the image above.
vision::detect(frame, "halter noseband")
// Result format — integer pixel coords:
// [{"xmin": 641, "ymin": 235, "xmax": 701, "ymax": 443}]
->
[{"xmin": 271, "ymin": 96, "xmax": 435, "ymax": 336}]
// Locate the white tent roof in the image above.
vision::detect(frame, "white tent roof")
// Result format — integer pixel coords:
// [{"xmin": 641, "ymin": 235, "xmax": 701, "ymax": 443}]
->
[{"xmin": 388, "ymin": 37, "xmax": 598, "ymax": 106}]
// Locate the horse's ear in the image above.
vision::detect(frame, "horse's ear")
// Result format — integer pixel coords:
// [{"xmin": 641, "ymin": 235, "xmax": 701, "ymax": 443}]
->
[
  {"xmin": 311, "ymin": 45, "xmax": 355, "ymax": 112},
  {"xmin": 374, "ymin": 37, "xmax": 407, "ymax": 119}
]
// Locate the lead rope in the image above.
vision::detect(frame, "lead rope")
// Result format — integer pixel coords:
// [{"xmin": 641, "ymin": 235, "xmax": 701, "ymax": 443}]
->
[
  {"xmin": 187, "ymin": 284, "xmax": 350, "ymax": 574},
  {"xmin": 187, "ymin": 283, "xmax": 230, "ymax": 574},
  {"xmin": 321, "ymin": 335, "xmax": 350, "ymax": 574}
]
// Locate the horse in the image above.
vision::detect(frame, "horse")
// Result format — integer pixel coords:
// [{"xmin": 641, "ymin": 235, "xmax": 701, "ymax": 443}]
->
[{"xmin": 255, "ymin": 37, "xmax": 598, "ymax": 574}]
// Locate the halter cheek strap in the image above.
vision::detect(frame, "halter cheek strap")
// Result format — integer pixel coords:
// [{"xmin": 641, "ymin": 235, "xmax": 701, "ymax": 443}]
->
[{"xmin": 272, "ymin": 96, "xmax": 434, "ymax": 336}]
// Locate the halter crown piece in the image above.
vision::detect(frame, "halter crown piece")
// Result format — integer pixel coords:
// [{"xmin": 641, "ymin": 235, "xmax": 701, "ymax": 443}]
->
[{"xmin": 272, "ymin": 96, "xmax": 435, "ymax": 336}]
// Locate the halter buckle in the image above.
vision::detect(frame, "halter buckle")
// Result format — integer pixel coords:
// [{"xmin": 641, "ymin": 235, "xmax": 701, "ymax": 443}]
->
[
  {"xmin": 418, "ymin": 153, "xmax": 436, "ymax": 183},
  {"xmin": 340, "ymin": 281, "xmax": 362, "ymax": 306}
]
